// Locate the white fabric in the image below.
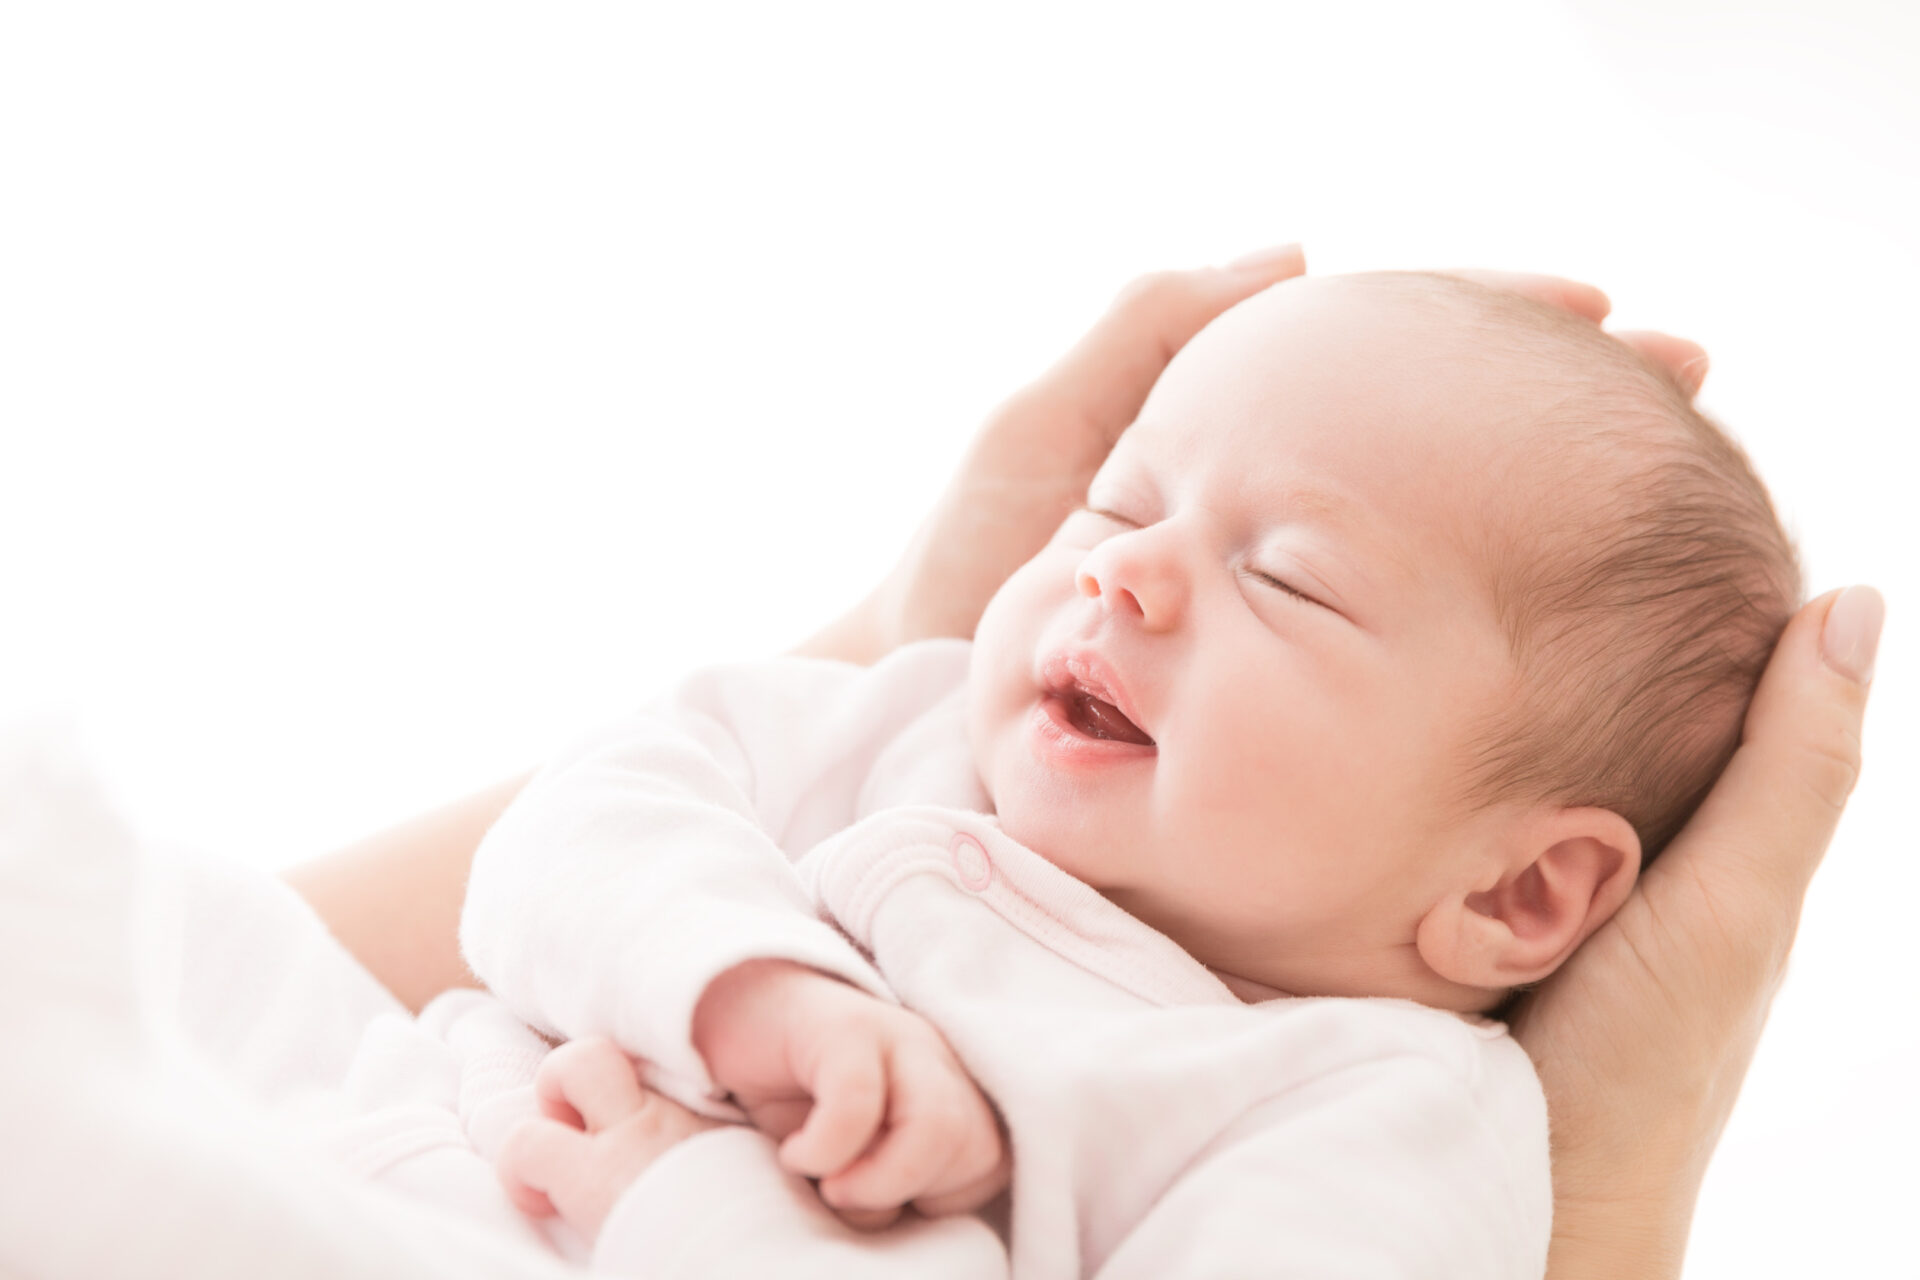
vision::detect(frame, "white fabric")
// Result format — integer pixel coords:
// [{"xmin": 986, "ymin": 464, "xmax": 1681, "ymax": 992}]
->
[
  {"xmin": 0, "ymin": 731, "xmax": 584, "ymax": 1279},
  {"xmin": 462, "ymin": 640, "xmax": 1554, "ymax": 1279},
  {"xmin": 595, "ymin": 1127, "xmax": 1006, "ymax": 1280},
  {"xmin": 0, "ymin": 726, "xmax": 1017, "ymax": 1280}
]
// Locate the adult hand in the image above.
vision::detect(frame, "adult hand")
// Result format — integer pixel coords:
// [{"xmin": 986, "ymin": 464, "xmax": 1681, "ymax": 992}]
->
[
  {"xmin": 1440, "ymin": 267, "xmax": 1711, "ymax": 397},
  {"xmin": 1509, "ymin": 584, "xmax": 1882, "ymax": 1279}
]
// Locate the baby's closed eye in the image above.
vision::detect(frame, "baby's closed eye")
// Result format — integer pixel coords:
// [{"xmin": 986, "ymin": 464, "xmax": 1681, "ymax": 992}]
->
[{"xmin": 1243, "ymin": 568, "xmax": 1316, "ymax": 605}]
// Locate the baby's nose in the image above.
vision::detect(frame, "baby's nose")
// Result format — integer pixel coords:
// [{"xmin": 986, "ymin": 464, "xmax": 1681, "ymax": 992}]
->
[
  {"xmin": 1077, "ymin": 568, "xmax": 1145, "ymax": 618},
  {"xmin": 1076, "ymin": 536, "xmax": 1186, "ymax": 630}
]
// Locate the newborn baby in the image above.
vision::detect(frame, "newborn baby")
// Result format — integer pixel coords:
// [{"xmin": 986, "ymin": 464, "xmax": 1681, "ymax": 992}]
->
[{"xmin": 461, "ymin": 271, "xmax": 1797, "ymax": 1278}]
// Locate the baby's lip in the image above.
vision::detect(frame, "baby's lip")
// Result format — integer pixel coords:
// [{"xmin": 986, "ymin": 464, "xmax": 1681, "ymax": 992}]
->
[{"xmin": 1038, "ymin": 649, "xmax": 1155, "ymax": 745}]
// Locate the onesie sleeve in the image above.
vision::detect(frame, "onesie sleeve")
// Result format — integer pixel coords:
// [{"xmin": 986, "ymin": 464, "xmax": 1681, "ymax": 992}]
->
[
  {"xmin": 591, "ymin": 1127, "xmax": 1007, "ymax": 1280},
  {"xmin": 460, "ymin": 641, "xmax": 973, "ymax": 1103},
  {"xmin": 1092, "ymin": 1037, "xmax": 1552, "ymax": 1280}
]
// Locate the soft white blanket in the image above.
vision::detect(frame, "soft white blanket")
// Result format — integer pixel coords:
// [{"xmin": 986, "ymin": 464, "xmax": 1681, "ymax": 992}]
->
[{"xmin": 0, "ymin": 731, "xmax": 585, "ymax": 1278}]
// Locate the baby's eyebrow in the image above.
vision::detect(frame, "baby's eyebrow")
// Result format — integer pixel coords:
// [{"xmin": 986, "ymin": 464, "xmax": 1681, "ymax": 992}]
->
[
  {"xmin": 1266, "ymin": 484, "xmax": 1358, "ymax": 529},
  {"xmin": 1109, "ymin": 432, "xmax": 1365, "ymax": 534},
  {"xmin": 1231, "ymin": 477, "xmax": 1370, "ymax": 545}
]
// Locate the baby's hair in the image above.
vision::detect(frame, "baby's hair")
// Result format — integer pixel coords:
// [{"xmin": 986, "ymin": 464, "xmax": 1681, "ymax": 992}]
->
[{"xmin": 1350, "ymin": 272, "xmax": 1801, "ymax": 860}]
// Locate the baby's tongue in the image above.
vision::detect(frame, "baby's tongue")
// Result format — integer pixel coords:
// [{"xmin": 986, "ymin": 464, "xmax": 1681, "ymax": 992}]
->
[{"xmin": 1069, "ymin": 693, "xmax": 1154, "ymax": 746}]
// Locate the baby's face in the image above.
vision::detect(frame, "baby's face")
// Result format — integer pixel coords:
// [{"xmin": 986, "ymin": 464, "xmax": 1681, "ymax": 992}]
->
[{"xmin": 969, "ymin": 275, "xmax": 1548, "ymax": 995}]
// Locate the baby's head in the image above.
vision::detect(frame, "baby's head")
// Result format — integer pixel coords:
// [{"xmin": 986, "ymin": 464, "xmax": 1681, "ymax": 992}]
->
[{"xmin": 968, "ymin": 272, "xmax": 1797, "ymax": 1012}]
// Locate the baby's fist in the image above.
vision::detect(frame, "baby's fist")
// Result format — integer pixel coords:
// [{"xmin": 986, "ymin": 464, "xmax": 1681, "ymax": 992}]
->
[
  {"xmin": 694, "ymin": 960, "xmax": 1010, "ymax": 1228},
  {"xmin": 497, "ymin": 1037, "xmax": 723, "ymax": 1240}
]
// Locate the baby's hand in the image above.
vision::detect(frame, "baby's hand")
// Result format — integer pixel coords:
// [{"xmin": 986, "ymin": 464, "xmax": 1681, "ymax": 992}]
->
[
  {"xmin": 693, "ymin": 960, "xmax": 1010, "ymax": 1230},
  {"xmin": 497, "ymin": 1037, "xmax": 724, "ymax": 1241}
]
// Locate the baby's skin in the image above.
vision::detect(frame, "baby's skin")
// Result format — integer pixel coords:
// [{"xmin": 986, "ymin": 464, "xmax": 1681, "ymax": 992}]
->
[
  {"xmin": 971, "ymin": 271, "xmax": 1648, "ymax": 1011},
  {"xmin": 498, "ymin": 270, "xmax": 1705, "ymax": 1243},
  {"xmin": 497, "ymin": 1038, "xmax": 723, "ymax": 1237},
  {"xmin": 499, "ymin": 961, "xmax": 1004, "ymax": 1239}
]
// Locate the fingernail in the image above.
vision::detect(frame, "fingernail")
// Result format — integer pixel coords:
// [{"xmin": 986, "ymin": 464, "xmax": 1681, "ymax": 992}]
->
[
  {"xmin": 1226, "ymin": 242, "xmax": 1304, "ymax": 273},
  {"xmin": 1678, "ymin": 355, "xmax": 1709, "ymax": 395},
  {"xmin": 1821, "ymin": 585, "xmax": 1884, "ymax": 684}
]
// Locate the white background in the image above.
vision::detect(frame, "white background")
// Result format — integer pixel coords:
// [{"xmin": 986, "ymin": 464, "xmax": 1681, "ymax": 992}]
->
[{"xmin": 3, "ymin": 2, "xmax": 1914, "ymax": 1273}]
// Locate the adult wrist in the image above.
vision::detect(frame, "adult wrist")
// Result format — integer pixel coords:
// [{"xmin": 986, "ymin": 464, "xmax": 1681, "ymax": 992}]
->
[
  {"xmin": 790, "ymin": 587, "xmax": 892, "ymax": 666},
  {"xmin": 1547, "ymin": 1113, "xmax": 1714, "ymax": 1280},
  {"xmin": 1547, "ymin": 1182, "xmax": 1696, "ymax": 1280}
]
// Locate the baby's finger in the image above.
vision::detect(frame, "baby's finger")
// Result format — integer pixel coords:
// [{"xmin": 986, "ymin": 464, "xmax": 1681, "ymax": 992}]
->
[
  {"xmin": 741, "ymin": 1096, "xmax": 812, "ymax": 1142},
  {"xmin": 820, "ymin": 1111, "xmax": 958, "ymax": 1213},
  {"xmin": 818, "ymin": 1050, "xmax": 982, "ymax": 1211},
  {"xmin": 503, "ymin": 1179, "xmax": 558, "ymax": 1220},
  {"xmin": 496, "ymin": 1117, "xmax": 592, "ymax": 1216},
  {"xmin": 833, "ymin": 1205, "xmax": 904, "ymax": 1232},
  {"xmin": 777, "ymin": 1044, "xmax": 887, "ymax": 1178},
  {"xmin": 911, "ymin": 1151, "xmax": 1013, "ymax": 1218},
  {"xmin": 536, "ymin": 1037, "xmax": 647, "ymax": 1133}
]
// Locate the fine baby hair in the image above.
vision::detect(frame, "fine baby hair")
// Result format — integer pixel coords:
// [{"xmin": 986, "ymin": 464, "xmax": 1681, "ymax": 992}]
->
[{"xmin": 1356, "ymin": 272, "xmax": 1800, "ymax": 859}]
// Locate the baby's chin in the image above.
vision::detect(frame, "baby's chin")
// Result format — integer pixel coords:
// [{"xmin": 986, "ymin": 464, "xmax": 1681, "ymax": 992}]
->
[{"xmin": 985, "ymin": 781, "xmax": 1112, "ymax": 892}]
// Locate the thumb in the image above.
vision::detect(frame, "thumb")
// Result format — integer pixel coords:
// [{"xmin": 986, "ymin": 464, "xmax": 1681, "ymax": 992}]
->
[
  {"xmin": 1660, "ymin": 585, "xmax": 1882, "ymax": 913},
  {"xmin": 1024, "ymin": 245, "xmax": 1307, "ymax": 457}
]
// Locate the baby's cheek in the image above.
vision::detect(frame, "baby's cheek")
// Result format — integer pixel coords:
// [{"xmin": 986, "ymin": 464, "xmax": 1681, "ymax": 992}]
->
[
  {"xmin": 966, "ymin": 614, "xmax": 1044, "ymax": 809},
  {"xmin": 988, "ymin": 778, "xmax": 1082, "ymax": 878},
  {"xmin": 963, "ymin": 682, "xmax": 1000, "ymax": 801}
]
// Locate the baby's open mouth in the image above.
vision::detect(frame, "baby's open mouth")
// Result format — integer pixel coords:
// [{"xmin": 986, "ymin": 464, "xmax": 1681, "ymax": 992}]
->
[{"xmin": 1061, "ymin": 690, "xmax": 1155, "ymax": 747}]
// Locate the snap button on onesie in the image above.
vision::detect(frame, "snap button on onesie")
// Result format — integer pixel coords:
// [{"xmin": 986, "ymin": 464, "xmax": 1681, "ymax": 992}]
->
[{"xmin": 949, "ymin": 832, "xmax": 993, "ymax": 892}]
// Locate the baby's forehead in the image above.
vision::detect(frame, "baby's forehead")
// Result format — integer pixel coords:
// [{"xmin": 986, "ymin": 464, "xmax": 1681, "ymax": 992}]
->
[
  {"xmin": 1116, "ymin": 271, "xmax": 1692, "ymax": 579},
  {"xmin": 1145, "ymin": 272, "xmax": 1667, "ymax": 470}
]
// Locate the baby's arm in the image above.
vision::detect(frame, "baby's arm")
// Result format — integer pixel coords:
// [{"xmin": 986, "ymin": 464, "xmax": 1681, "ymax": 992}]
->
[
  {"xmin": 500, "ymin": 1038, "xmax": 1009, "ymax": 1280},
  {"xmin": 459, "ymin": 647, "xmax": 1005, "ymax": 1219},
  {"xmin": 500, "ymin": 962, "xmax": 1008, "ymax": 1233},
  {"xmin": 460, "ymin": 650, "xmax": 964, "ymax": 1099}
]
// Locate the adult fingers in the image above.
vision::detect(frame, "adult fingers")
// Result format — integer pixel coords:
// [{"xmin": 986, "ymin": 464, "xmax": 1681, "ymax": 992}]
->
[
  {"xmin": 776, "ymin": 1042, "xmax": 887, "ymax": 1178},
  {"xmin": 1611, "ymin": 330, "xmax": 1710, "ymax": 398},
  {"xmin": 1437, "ymin": 271, "xmax": 1710, "ymax": 397},
  {"xmin": 1001, "ymin": 244, "xmax": 1306, "ymax": 459},
  {"xmin": 1514, "ymin": 585, "xmax": 1882, "ymax": 1160},
  {"xmin": 535, "ymin": 1037, "xmax": 647, "ymax": 1133},
  {"xmin": 1599, "ymin": 585, "xmax": 1878, "ymax": 1065},
  {"xmin": 1438, "ymin": 269, "xmax": 1611, "ymax": 322},
  {"xmin": 1670, "ymin": 586, "xmax": 1881, "ymax": 916}
]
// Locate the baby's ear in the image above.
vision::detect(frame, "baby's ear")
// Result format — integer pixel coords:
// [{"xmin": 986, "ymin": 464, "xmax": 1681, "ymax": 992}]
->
[{"xmin": 1415, "ymin": 808, "xmax": 1641, "ymax": 991}]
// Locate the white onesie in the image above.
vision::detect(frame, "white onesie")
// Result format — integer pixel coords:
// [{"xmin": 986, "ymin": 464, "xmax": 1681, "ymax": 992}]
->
[{"xmin": 461, "ymin": 639, "xmax": 1552, "ymax": 1279}]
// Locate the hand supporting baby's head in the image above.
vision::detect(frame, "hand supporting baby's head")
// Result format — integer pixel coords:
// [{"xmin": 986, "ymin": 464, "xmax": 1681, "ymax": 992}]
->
[{"xmin": 968, "ymin": 271, "xmax": 1797, "ymax": 1014}]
